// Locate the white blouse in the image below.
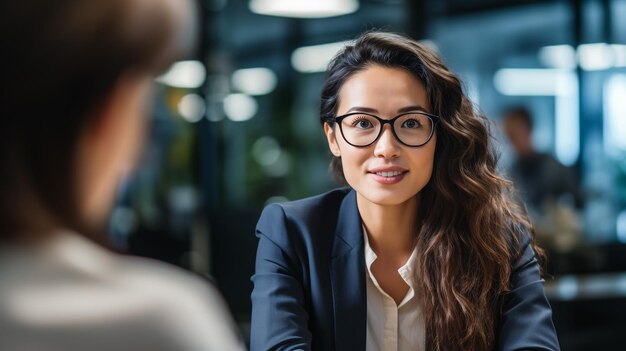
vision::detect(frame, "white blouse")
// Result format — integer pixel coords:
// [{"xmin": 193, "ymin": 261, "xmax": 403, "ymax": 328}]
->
[
  {"xmin": 364, "ymin": 230, "xmax": 425, "ymax": 351},
  {"xmin": 0, "ymin": 231, "xmax": 244, "ymax": 351}
]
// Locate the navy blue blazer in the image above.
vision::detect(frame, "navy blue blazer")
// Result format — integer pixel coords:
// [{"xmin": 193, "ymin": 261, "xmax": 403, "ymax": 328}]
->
[{"xmin": 250, "ymin": 188, "xmax": 560, "ymax": 351}]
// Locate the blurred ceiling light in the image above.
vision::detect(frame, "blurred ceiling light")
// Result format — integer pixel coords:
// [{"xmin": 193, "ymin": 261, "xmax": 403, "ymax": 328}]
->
[
  {"xmin": 252, "ymin": 136, "xmax": 281, "ymax": 166},
  {"xmin": 251, "ymin": 136, "xmax": 290, "ymax": 177},
  {"xmin": 291, "ymin": 41, "xmax": 352, "ymax": 73},
  {"xmin": 538, "ymin": 45, "xmax": 576, "ymax": 69},
  {"xmin": 578, "ymin": 43, "xmax": 614, "ymax": 71},
  {"xmin": 556, "ymin": 276, "xmax": 579, "ymax": 300},
  {"xmin": 178, "ymin": 94, "xmax": 206, "ymax": 123},
  {"xmin": 156, "ymin": 60, "xmax": 206, "ymax": 88},
  {"xmin": 249, "ymin": 0, "xmax": 358, "ymax": 18},
  {"xmin": 539, "ymin": 43, "xmax": 626, "ymax": 70},
  {"xmin": 603, "ymin": 74, "xmax": 626, "ymax": 157},
  {"xmin": 554, "ymin": 72, "xmax": 579, "ymax": 166},
  {"xmin": 231, "ymin": 67, "xmax": 277, "ymax": 95},
  {"xmin": 223, "ymin": 93, "xmax": 257, "ymax": 121},
  {"xmin": 494, "ymin": 68, "xmax": 569, "ymax": 96}
]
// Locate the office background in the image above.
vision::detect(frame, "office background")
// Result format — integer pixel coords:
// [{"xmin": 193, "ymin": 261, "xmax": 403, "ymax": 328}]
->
[{"xmin": 109, "ymin": 1, "xmax": 626, "ymax": 349}]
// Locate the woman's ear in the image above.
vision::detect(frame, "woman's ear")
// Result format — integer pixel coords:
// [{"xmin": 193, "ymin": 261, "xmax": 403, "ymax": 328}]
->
[{"xmin": 323, "ymin": 123, "xmax": 341, "ymax": 157}]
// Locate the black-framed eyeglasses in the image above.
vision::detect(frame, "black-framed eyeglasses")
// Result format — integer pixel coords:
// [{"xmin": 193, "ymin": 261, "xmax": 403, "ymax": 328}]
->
[{"xmin": 328, "ymin": 111, "xmax": 439, "ymax": 147}]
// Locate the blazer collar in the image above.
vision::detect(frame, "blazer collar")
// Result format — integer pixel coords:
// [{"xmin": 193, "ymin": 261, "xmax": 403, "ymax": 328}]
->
[
  {"xmin": 330, "ymin": 188, "xmax": 366, "ymax": 350},
  {"xmin": 331, "ymin": 189, "xmax": 362, "ymax": 258}
]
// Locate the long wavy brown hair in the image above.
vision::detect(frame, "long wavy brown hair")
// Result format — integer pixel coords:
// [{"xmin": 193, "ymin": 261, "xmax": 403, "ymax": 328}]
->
[{"xmin": 320, "ymin": 31, "xmax": 544, "ymax": 350}]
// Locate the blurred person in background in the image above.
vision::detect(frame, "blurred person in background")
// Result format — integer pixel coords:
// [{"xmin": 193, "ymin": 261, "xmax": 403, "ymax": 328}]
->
[
  {"xmin": 502, "ymin": 107, "xmax": 584, "ymax": 253},
  {"xmin": 251, "ymin": 32, "xmax": 559, "ymax": 351},
  {"xmin": 0, "ymin": 1, "xmax": 244, "ymax": 350}
]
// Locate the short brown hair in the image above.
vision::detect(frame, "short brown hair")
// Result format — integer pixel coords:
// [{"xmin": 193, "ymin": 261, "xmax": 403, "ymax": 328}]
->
[
  {"xmin": 502, "ymin": 106, "xmax": 534, "ymax": 130},
  {"xmin": 0, "ymin": 0, "xmax": 196, "ymax": 238}
]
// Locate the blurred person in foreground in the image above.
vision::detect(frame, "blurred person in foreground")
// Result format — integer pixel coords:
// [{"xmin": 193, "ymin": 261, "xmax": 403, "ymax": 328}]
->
[
  {"xmin": 251, "ymin": 32, "xmax": 559, "ymax": 351},
  {"xmin": 502, "ymin": 107, "xmax": 583, "ymax": 252},
  {"xmin": 0, "ymin": 1, "xmax": 244, "ymax": 350}
]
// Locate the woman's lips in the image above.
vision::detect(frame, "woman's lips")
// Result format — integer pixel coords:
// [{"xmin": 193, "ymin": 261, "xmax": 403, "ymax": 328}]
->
[{"xmin": 367, "ymin": 169, "xmax": 408, "ymax": 185}]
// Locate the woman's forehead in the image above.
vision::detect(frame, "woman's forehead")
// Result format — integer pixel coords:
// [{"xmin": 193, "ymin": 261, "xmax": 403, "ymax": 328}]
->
[{"xmin": 337, "ymin": 65, "xmax": 430, "ymax": 114}]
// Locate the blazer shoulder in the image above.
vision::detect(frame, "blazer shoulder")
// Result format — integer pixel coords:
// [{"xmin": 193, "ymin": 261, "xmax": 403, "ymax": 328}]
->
[
  {"xmin": 502, "ymin": 217, "xmax": 534, "ymax": 262},
  {"xmin": 256, "ymin": 187, "xmax": 351, "ymax": 246},
  {"xmin": 281, "ymin": 187, "xmax": 350, "ymax": 216},
  {"xmin": 259, "ymin": 187, "xmax": 349, "ymax": 224}
]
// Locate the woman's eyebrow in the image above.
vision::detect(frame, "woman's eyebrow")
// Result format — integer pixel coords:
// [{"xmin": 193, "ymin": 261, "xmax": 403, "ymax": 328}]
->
[
  {"xmin": 397, "ymin": 105, "xmax": 428, "ymax": 113},
  {"xmin": 345, "ymin": 105, "xmax": 428, "ymax": 114},
  {"xmin": 346, "ymin": 106, "xmax": 378, "ymax": 113}
]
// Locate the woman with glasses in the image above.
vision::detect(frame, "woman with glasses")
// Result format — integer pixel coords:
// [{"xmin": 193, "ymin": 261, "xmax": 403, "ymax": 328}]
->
[{"xmin": 251, "ymin": 32, "xmax": 559, "ymax": 351}]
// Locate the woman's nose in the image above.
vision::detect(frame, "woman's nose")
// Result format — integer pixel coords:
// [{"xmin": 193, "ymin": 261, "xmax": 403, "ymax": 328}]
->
[{"xmin": 373, "ymin": 125, "xmax": 401, "ymax": 159}]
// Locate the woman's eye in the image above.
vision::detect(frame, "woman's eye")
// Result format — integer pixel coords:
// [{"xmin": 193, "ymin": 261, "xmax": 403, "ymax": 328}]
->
[
  {"xmin": 402, "ymin": 119, "xmax": 421, "ymax": 128},
  {"xmin": 350, "ymin": 117, "xmax": 373, "ymax": 128},
  {"xmin": 357, "ymin": 120, "xmax": 372, "ymax": 128}
]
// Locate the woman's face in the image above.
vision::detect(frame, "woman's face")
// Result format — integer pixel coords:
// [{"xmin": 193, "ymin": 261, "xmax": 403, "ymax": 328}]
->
[{"xmin": 324, "ymin": 64, "xmax": 437, "ymax": 207}]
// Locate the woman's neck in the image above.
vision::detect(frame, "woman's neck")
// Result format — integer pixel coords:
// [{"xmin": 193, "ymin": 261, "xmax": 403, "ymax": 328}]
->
[{"xmin": 356, "ymin": 193, "xmax": 419, "ymax": 260}]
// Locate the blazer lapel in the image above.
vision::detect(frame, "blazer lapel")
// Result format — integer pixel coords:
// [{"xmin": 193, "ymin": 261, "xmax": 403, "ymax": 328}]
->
[{"xmin": 330, "ymin": 189, "xmax": 366, "ymax": 351}]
